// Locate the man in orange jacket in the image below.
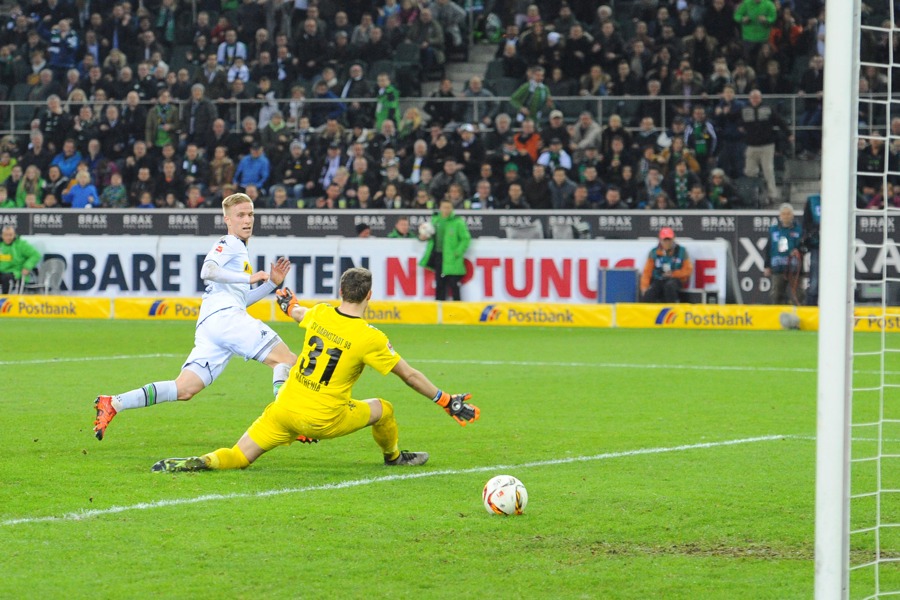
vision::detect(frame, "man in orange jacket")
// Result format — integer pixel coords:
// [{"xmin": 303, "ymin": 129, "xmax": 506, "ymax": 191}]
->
[{"xmin": 640, "ymin": 227, "xmax": 693, "ymax": 303}]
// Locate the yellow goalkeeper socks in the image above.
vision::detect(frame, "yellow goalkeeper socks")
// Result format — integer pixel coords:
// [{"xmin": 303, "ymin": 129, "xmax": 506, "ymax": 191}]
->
[
  {"xmin": 204, "ymin": 445, "xmax": 250, "ymax": 470},
  {"xmin": 371, "ymin": 399, "xmax": 400, "ymax": 461}
]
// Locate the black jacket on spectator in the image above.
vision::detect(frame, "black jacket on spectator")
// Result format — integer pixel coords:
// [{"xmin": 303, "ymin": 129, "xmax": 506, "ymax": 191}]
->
[
  {"xmin": 19, "ymin": 146, "xmax": 53, "ymax": 175},
  {"xmin": 120, "ymin": 103, "xmax": 147, "ymax": 146},
  {"xmin": 740, "ymin": 103, "xmax": 790, "ymax": 147},
  {"xmin": 38, "ymin": 109, "xmax": 73, "ymax": 153},
  {"xmin": 180, "ymin": 97, "xmax": 218, "ymax": 148}
]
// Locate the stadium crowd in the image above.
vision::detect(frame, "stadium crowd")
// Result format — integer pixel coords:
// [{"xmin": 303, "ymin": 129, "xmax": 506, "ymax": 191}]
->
[{"xmin": 0, "ymin": 0, "xmax": 873, "ymax": 214}]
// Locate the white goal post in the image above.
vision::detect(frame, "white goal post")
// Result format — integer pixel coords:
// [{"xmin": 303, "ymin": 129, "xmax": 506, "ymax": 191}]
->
[{"xmin": 814, "ymin": 0, "xmax": 860, "ymax": 598}]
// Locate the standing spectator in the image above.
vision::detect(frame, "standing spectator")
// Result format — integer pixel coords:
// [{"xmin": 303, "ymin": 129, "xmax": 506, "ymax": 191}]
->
[
  {"xmin": 765, "ymin": 203, "xmax": 804, "ymax": 305},
  {"xmin": 338, "ymin": 63, "xmax": 374, "ymax": 128},
  {"xmin": 522, "ymin": 164, "xmax": 550, "ymax": 209},
  {"xmin": 796, "ymin": 54, "xmax": 824, "ymax": 160},
  {"xmin": 713, "ymin": 84, "xmax": 747, "ymax": 179},
  {"xmin": 193, "ymin": 53, "xmax": 229, "ymax": 99},
  {"xmin": 145, "ymin": 89, "xmax": 179, "ymax": 155},
  {"xmin": 38, "ymin": 95, "xmax": 73, "ymax": 154},
  {"xmin": 374, "ymin": 72, "xmax": 400, "ymax": 130},
  {"xmin": 180, "ymin": 83, "xmax": 218, "ymax": 149},
  {"xmin": 419, "ymin": 197, "xmax": 471, "ymax": 301},
  {"xmin": 432, "ymin": 0, "xmax": 466, "ymax": 49},
  {"xmin": 740, "ymin": 89, "xmax": 792, "ymax": 204},
  {"xmin": 509, "ymin": 66, "xmax": 553, "ymax": 124},
  {"xmin": 684, "ymin": 105, "xmax": 718, "ymax": 176},
  {"xmin": 640, "ymin": 228, "xmax": 693, "ymax": 303},
  {"xmin": 570, "ymin": 111, "xmax": 602, "ymax": 163},
  {"xmin": 293, "ymin": 20, "xmax": 326, "ymax": 79},
  {"xmin": 734, "ymin": 0, "xmax": 777, "ymax": 64},
  {"xmin": 406, "ymin": 7, "xmax": 445, "ymax": 75},
  {"xmin": 217, "ymin": 28, "xmax": 248, "ymax": 67},
  {"xmin": 0, "ymin": 226, "xmax": 42, "ymax": 294},
  {"xmin": 44, "ymin": 19, "xmax": 79, "ymax": 81}
]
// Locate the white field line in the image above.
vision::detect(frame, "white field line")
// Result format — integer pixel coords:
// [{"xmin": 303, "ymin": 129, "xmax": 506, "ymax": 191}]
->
[
  {"xmin": 0, "ymin": 354, "xmax": 819, "ymax": 373},
  {"xmin": 1, "ymin": 435, "xmax": 790, "ymax": 527},
  {"xmin": 5, "ymin": 354, "xmax": 895, "ymax": 376}
]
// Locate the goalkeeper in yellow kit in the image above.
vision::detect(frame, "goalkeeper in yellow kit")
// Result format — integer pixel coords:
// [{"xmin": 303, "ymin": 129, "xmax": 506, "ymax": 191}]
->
[{"xmin": 152, "ymin": 267, "xmax": 480, "ymax": 472}]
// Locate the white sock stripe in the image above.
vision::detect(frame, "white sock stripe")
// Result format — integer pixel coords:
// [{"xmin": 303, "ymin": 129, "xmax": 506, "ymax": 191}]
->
[{"xmin": 1, "ymin": 435, "xmax": 788, "ymax": 527}]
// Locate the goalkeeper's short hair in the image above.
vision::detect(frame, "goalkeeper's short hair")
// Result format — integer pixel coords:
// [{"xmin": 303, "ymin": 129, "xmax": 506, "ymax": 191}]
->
[{"xmin": 340, "ymin": 267, "xmax": 372, "ymax": 303}]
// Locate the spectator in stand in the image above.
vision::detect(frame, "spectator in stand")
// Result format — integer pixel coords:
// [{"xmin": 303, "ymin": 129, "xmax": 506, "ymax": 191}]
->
[
  {"xmin": 44, "ymin": 18, "xmax": 80, "ymax": 81},
  {"xmin": 640, "ymin": 228, "xmax": 693, "ymax": 303},
  {"xmin": 208, "ymin": 145, "xmax": 236, "ymax": 202},
  {"xmin": 684, "ymin": 105, "xmax": 718, "ymax": 177},
  {"xmin": 42, "ymin": 164, "xmax": 69, "ymax": 201},
  {"xmin": 128, "ymin": 166, "xmax": 155, "ymax": 206},
  {"xmin": 38, "ymin": 94, "xmax": 73, "ymax": 153},
  {"xmin": 470, "ymin": 179, "xmax": 496, "ymax": 209},
  {"xmin": 498, "ymin": 41, "xmax": 528, "ymax": 81},
  {"xmin": 179, "ymin": 83, "xmax": 218, "ymax": 150},
  {"xmin": 706, "ymin": 169, "xmax": 740, "ymax": 209},
  {"xmin": 455, "ymin": 123, "xmax": 485, "ymax": 183},
  {"xmin": 375, "ymin": 72, "xmax": 400, "ymax": 131},
  {"xmin": 665, "ymin": 159, "xmax": 702, "ymax": 208},
  {"xmin": 50, "ymin": 138, "xmax": 81, "ymax": 179},
  {"xmin": 510, "ymin": 66, "xmax": 553, "ymax": 124},
  {"xmin": 740, "ymin": 89, "xmax": 792, "ymax": 204},
  {"xmin": 514, "ymin": 118, "xmax": 541, "ymax": 163},
  {"xmin": 100, "ymin": 172, "xmax": 127, "ymax": 208},
  {"xmin": 499, "ymin": 181, "xmax": 529, "ymax": 209},
  {"xmin": 570, "ymin": 111, "xmax": 602, "ymax": 163},
  {"xmin": 548, "ymin": 166, "xmax": 576, "ymax": 209},
  {"xmin": 600, "ymin": 185, "xmax": 628, "ymax": 210},
  {"xmin": 713, "ymin": 84, "xmax": 747, "ymax": 179},
  {"xmin": 537, "ymin": 137, "xmax": 573, "ymax": 174},
  {"xmin": 234, "ymin": 142, "xmax": 270, "ymax": 193},
  {"xmin": 0, "ymin": 225, "xmax": 42, "ymax": 294},
  {"xmin": 424, "ymin": 78, "xmax": 462, "ymax": 128},
  {"xmin": 735, "ymin": 0, "xmax": 777, "ymax": 64},
  {"xmin": 20, "ymin": 132, "xmax": 53, "ymax": 175},
  {"xmin": 338, "ymin": 63, "xmax": 374, "ymax": 129},
  {"xmin": 407, "ymin": 7, "xmax": 445, "ymax": 75},
  {"xmin": 542, "ymin": 109, "xmax": 569, "ymax": 148},
  {"xmin": 462, "ymin": 76, "xmax": 498, "ymax": 129},
  {"xmin": 63, "ymin": 169, "xmax": 99, "ymax": 208},
  {"xmin": 686, "ymin": 183, "xmax": 714, "ymax": 209},
  {"xmin": 522, "ymin": 163, "xmax": 550, "ymax": 209},
  {"xmin": 429, "ymin": 157, "xmax": 470, "ymax": 200},
  {"xmin": 145, "ymin": 88, "xmax": 179, "ymax": 156},
  {"xmin": 796, "ymin": 54, "xmax": 824, "ymax": 160}
]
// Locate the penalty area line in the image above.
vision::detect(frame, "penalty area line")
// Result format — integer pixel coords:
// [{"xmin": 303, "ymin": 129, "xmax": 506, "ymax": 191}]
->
[
  {"xmin": 1, "ymin": 434, "xmax": 787, "ymax": 527},
  {"xmin": 0, "ymin": 353, "xmax": 182, "ymax": 366}
]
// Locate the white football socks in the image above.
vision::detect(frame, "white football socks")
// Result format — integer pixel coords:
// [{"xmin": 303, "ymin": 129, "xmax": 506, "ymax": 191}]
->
[
  {"xmin": 273, "ymin": 363, "xmax": 291, "ymax": 396},
  {"xmin": 111, "ymin": 381, "xmax": 179, "ymax": 412}
]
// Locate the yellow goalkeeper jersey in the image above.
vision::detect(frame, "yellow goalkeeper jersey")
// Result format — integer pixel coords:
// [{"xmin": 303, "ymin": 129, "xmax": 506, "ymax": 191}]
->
[{"xmin": 277, "ymin": 303, "xmax": 401, "ymax": 413}]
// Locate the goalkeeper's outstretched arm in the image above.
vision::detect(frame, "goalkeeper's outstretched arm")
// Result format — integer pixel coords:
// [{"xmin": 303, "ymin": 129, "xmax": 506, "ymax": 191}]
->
[
  {"xmin": 391, "ymin": 359, "xmax": 480, "ymax": 426},
  {"xmin": 275, "ymin": 287, "xmax": 308, "ymax": 322}
]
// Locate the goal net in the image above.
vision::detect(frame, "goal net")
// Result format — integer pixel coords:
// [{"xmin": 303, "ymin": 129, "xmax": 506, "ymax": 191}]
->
[{"xmin": 816, "ymin": 1, "xmax": 900, "ymax": 598}]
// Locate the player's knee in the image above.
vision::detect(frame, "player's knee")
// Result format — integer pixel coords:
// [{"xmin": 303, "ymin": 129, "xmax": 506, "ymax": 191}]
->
[{"xmin": 379, "ymin": 399, "xmax": 394, "ymax": 421}]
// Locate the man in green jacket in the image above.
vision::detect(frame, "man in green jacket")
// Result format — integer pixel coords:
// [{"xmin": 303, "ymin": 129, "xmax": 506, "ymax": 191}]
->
[
  {"xmin": 509, "ymin": 66, "xmax": 553, "ymax": 124},
  {"xmin": 419, "ymin": 198, "xmax": 471, "ymax": 301},
  {"xmin": 0, "ymin": 225, "xmax": 42, "ymax": 293},
  {"xmin": 734, "ymin": 0, "xmax": 776, "ymax": 63}
]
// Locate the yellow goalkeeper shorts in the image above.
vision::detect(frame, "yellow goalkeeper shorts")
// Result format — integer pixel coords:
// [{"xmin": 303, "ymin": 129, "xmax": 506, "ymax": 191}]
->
[{"xmin": 246, "ymin": 398, "xmax": 373, "ymax": 451}]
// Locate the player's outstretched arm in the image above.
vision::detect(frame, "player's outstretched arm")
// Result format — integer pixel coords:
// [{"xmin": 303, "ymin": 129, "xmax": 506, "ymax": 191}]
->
[
  {"xmin": 275, "ymin": 287, "xmax": 307, "ymax": 322},
  {"xmin": 391, "ymin": 359, "xmax": 480, "ymax": 426}
]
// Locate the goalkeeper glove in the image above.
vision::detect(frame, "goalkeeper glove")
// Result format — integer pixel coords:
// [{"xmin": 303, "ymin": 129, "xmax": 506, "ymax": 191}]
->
[
  {"xmin": 275, "ymin": 287, "xmax": 299, "ymax": 317},
  {"xmin": 433, "ymin": 390, "xmax": 480, "ymax": 426}
]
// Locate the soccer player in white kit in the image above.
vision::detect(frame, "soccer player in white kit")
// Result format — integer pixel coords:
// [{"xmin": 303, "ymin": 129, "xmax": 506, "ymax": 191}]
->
[{"xmin": 93, "ymin": 193, "xmax": 299, "ymax": 441}]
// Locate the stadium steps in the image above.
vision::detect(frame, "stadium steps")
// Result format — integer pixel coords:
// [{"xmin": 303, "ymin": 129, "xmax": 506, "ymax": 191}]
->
[
  {"xmin": 420, "ymin": 43, "xmax": 496, "ymax": 99},
  {"xmin": 783, "ymin": 158, "xmax": 822, "ymax": 208}
]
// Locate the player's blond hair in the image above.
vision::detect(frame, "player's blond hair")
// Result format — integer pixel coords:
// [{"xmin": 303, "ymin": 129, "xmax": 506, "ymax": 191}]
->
[
  {"xmin": 340, "ymin": 267, "xmax": 372, "ymax": 303},
  {"xmin": 222, "ymin": 192, "xmax": 253, "ymax": 217}
]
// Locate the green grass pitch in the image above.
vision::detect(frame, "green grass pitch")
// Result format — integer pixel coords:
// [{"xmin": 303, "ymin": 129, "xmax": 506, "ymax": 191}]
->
[{"xmin": 0, "ymin": 318, "xmax": 835, "ymax": 597}]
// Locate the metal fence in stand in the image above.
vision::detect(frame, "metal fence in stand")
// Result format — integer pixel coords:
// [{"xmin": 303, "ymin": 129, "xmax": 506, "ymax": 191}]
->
[{"xmin": 0, "ymin": 92, "xmax": 864, "ymax": 156}]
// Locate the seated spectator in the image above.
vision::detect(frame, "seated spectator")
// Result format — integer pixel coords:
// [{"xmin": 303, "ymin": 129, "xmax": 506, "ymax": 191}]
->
[
  {"xmin": 424, "ymin": 78, "xmax": 463, "ymax": 128},
  {"xmin": 0, "ymin": 225, "xmax": 42, "ymax": 294},
  {"xmin": 233, "ymin": 142, "xmax": 270, "ymax": 193},
  {"xmin": 406, "ymin": 7, "xmax": 446, "ymax": 74},
  {"xmin": 600, "ymin": 185, "xmax": 628, "ymax": 209},
  {"xmin": 548, "ymin": 166, "xmax": 576, "ymax": 209},
  {"xmin": 100, "ymin": 172, "xmax": 127, "ymax": 208},
  {"xmin": 522, "ymin": 163, "xmax": 550, "ymax": 209},
  {"xmin": 706, "ymin": 169, "xmax": 740, "ymax": 209},
  {"xmin": 664, "ymin": 159, "xmax": 702, "ymax": 208},
  {"xmin": 499, "ymin": 181, "xmax": 530, "ymax": 209},
  {"xmin": 50, "ymin": 139, "xmax": 82, "ymax": 179},
  {"xmin": 63, "ymin": 170, "xmax": 99, "ymax": 208}
]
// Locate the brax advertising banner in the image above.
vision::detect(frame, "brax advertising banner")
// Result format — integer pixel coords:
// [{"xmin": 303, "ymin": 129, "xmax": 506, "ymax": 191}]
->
[
  {"xmin": 3, "ymin": 209, "xmax": 895, "ymax": 305},
  {"xmin": 22, "ymin": 236, "xmax": 728, "ymax": 303}
]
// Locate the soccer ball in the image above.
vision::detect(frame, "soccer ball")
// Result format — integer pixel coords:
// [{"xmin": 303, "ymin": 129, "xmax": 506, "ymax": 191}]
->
[
  {"xmin": 483, "ymin": 475, "xmax": 528, "ymax": 515},
  {"xmin": 418, "ymin": 221, "xmax": 436, "ymax": 240}
]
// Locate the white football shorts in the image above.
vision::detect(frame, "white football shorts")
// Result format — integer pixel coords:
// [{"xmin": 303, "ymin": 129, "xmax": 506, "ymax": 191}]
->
[{"xmin": 182, "ymin": 308, "xmax": 282, "ymax": 387}]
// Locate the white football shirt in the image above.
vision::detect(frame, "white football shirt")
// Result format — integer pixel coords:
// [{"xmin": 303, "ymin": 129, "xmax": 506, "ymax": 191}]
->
[{"xmin": 198, "ymin": 234, "xmax": 253, "ymax": 322}]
